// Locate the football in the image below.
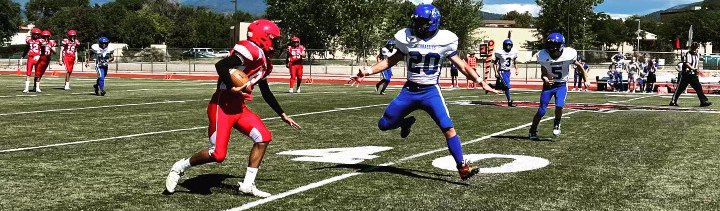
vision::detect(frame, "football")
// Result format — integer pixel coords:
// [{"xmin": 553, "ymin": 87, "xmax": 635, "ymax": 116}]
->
[{"xmin": 229, "ymin": 69, "xmax": 249, "ymax": 87}]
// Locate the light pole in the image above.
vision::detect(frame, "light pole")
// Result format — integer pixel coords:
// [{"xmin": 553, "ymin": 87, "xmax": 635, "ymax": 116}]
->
[
  {"xmin": 230, "ymin": 0, "xmax": 238, "ymax": 15},
  {"xmin": 635, "ymin": 19, "xmax": 641, "ymax": 52}
]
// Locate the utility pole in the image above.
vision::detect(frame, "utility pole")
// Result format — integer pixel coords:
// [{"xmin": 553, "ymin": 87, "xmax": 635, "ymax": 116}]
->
[
  {"xmin": 636, "ymin": 19, "xmax": 641, "ymax": 52},
  {"xmin": 230, "ymin": 0, "xmax": 238, "ymax": 15},
  {"xmin": 567, "ymin": 0, "xmax": 571, "ymax": 45}
]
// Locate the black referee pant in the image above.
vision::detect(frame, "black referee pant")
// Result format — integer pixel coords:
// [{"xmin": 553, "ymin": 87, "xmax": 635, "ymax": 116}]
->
[{"xmin": 670, "ymin": 73, "xmax": 709, "ymax": 104}]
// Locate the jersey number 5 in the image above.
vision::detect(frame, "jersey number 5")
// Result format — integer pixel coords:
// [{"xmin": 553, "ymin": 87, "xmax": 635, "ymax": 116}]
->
[
  {"xmin": 551, "ymin": 64, "xmax": 563, "ymax": 80},
  {"xmin": 408, "ymin": 52, "xmax": 441, "ymax": 75}
]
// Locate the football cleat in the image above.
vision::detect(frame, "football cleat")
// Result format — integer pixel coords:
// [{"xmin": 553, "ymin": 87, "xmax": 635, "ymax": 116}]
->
[
  {"xmin": 165, "ymin": 160, "xmax": 186, "ymax": 193},
  {"xmin": 400, "ymin": 116, "xmax": 416, "ymax": 138},
  {"xmin": 669, "ymin": 102, "xmax": 678, "ymax": 107},
  {"xmin": 94, "ymin": 84, "xmax": 99, "ymax": 95},
  {"xmin": 553, "ymin": 124, "xmax": 561, "ymax": 137},
  {"xmin": 529, "ymin": 132, "xmax": 539, "ymax": 141},
  {"xmin": 458, "ymin": 160, "xmax": 480, "ymax": 180},
  {"xmin": 101, "ymin": 90, "xmax": 106, "ymax": 96},
  {"xmin": 22, "ymin": 89, "xmax": 29, "ymax": 93},
  {"xmin": 64, "ymin": 85, "xmax": 70, "ymax": 90},
  {"xmin": 289, "ymin": 88, "xmax": 294, "ymax": 93},
  {"xmin": 508, "ymin": 101, "xmax": 517, "ymax": 107},
  {"xmin": 700, "ymin": 101, "xmax": 712, "ymax": 107},
  {"xmin": 295, "ymin": 88, "xmax": 300, "ymax": 93},
  {"xmin": 238, "ymin": 182, "xmax": 271, "ymax": 198}
]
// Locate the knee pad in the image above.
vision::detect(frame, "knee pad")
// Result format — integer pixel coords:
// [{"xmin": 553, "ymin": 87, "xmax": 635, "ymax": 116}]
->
[{"xmin": 207, "ymin": 132, "xmax": 226, "ymax": 163}]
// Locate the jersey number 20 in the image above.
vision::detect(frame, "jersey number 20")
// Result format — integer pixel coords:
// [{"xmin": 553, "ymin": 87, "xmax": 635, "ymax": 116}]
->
[{"xmin": 408, "ymin": 52, "xmax": 440, "ymax": 75}]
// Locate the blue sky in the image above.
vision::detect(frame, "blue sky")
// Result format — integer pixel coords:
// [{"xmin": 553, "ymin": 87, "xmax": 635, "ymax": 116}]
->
[{"xmin": 481, "ymin": 0, "xmax": 702, "ymax": 18}]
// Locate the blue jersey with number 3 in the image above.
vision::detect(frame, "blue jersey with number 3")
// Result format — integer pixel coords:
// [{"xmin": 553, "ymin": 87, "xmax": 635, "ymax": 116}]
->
[
  {"xmin": 537, "ymin": 47, "xmax": 578, "ymax": 83},
  {"xmin": 394, "ymin": 28, "xmax": 458, "ymax": 85}
]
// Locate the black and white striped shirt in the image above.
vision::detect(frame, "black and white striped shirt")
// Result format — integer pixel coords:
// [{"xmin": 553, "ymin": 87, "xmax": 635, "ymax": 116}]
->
[{"xmin": 683, "ymin": 52, "xmax": 700, "ymax": 74}]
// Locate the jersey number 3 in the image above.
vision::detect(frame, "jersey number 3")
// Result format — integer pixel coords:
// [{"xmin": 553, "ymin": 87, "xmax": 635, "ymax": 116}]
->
[{"xmin": 408, "ymin": 52, "xmax": 440, "ymax": 75}]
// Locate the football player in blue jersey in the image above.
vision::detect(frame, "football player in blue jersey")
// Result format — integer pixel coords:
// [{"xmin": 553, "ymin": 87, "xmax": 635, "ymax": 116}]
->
[
  {"xmin": 85, "ymin": 37, "xmax": 114, "ymax": 96},
  {"xmin": 494, "ymin": 39, "xmax": 519, "ymax": 107},
  {"xmin": 375, "ymin": 40, "xmax": 397, "ymax": 95},
  {"xmin": 357, "ymin": 4, "xmax": 499, "ymax": 180},
  {"xmin": 529, "ymin": 33, "xmax": 587, "ymax": 140}
]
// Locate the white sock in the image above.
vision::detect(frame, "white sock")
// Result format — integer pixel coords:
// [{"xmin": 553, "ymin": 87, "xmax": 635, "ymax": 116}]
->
[
  {"xmin": 242, "ymin": 167, "xmax": 259, "ymax": 186},
  {"xmin": 36, "ymin": 82, "xmax": 40, "ymax": 89},
  {"xmin": 173, "ymin": 158, "xmax": 191, "ymax": 172},
  {"xmin": 24, "ymin": 81, "xmax": 29, "ymax": 90},
  {"xmin": 65, "ymin": 82, "xmax": 70, "ymax": 87}
]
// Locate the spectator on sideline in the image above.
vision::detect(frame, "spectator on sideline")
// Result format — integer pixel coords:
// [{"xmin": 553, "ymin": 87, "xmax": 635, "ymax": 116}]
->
[
  {"xmin": 626, "ymin": 57, "xmax": 640, "ymax": 93},
  {"xmin": 573, "ymin": 55, "xmax": 589, "ymax": 91},
  {"xmin": 450, "ymin": 63, "xmax": 459, "ymax": 88},
  {"xmin": 466, "ymin": 53, "xmax": 478, "ymax": 88},
  {"xmin": 645, "ymin": 59, "xmax": 657, "ymax": 93}
]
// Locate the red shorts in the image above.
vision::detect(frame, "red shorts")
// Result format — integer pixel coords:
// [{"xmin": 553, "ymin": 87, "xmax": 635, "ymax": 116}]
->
[
  {"xmin": 26, "ymin": 56, "xmax": 41, "ymax": 76},
  {"xmin": 290, "ymin": 64, "xmax": 303, "ymax": 80},
  {"xmin": 36, "ymin": 55, "xmax": 51, "ymax": 77},
  {"xmin": 64, "ymin": 55, "xmax": 76, "ymax": 73},
  {"xmin": 207, "ymin": 91, "xmax": 272, "ymax": 162}
]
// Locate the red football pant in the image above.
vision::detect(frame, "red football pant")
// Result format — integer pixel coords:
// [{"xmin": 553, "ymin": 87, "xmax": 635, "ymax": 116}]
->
[
  {"xmin": 207, "ymin": 91, "xmax": 272, "ymax": 163},
  {"xmin": 36, "ymin": 56, "xmax": 51, "ymax": 77},
  {"xmin": 26, "ymin": 56, "xmax": 40, "ymax": 76},
  {"xmin": 289, "ymin": 64, "xmax": 303, "ymax": 88},
  {"xmin": 64, "ymin": 56, "xmax": 76, "ymax": 73}
]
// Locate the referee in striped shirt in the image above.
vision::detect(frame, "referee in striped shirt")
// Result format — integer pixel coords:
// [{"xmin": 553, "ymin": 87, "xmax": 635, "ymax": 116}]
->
[{"xmin": 670, "ymin": 42, "xmax": 712, "ymax": 107}]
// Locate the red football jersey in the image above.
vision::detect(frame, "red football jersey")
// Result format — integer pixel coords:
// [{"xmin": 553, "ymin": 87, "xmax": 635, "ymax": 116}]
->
[
  {"xmin": 62, "ymin": 39, "xmax": 80, "ymax": 56},
  {"xmin": 41, "ymin": 40, "xmax": 57, "ymax": 56},
  {"xmin": 26, "ymin": 37, "xmax": 46, "ymax": 57},
  {"xmin": 222, "ymin": 40, "xmax": 273, "ymax": 101},
  {"xmin": 287, "ymin": 45, "xmax": 305, "ymax": 64}
]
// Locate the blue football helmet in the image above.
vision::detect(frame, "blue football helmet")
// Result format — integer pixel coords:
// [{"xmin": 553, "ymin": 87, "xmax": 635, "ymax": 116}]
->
[
  {"xmin": 547, "ymin": 33, "xmax": 565, "ymax": 57},
  {"xmin": 576, "ymin": 54, "xmax": 583, "ymax": 61},
  {"xmin": 503, "ymin": 39, "xmax": 513, "ymax": 52},
  {"xmin": 386, "ymin": 40, "xmax": 395, "ymax": 46},
  {"xmin": 411, "ymin": 4, "xmax": 441, "ymax": 38},
  {"xmin": 99, "ymin": 37, "xmax": 109, "ymax": 49}
]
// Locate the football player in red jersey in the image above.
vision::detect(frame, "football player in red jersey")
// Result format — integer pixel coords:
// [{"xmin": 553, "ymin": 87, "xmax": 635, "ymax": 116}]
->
[
  {"xmin": 21, "ymin": 28, "xmax": 45, "ymax": 93},
  {"xmin": 60, "ymin": 30, "xmax": 80, "ymax": 90},
  {"xmin": 286, "ymin": 36, "xmax": 306, "ymax": 93},
  {"xmin": 34, "ymin": 30, "xmax": 56, "ymax": 92},
  {"xmin": 165, "ymin": 20, "xmax": 301, "ymax": 198}
]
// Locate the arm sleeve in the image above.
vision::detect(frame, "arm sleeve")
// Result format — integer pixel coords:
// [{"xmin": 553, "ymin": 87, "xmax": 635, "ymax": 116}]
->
[
  {"xmin": 214, "ymin": 53, "xmax": 244, "ymax": 88},
  {"xmin": 258, "ymin": 79, "xmax": 285, "ymax": 116},
  {"xmin": 394, "ymin": 39, "xmax": 409, "ymax": 55}
]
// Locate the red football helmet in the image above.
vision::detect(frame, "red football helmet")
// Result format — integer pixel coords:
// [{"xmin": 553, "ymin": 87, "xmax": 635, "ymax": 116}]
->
[
  {"xmin": 291, "ymin": 37, "xmax": 300, "ymax": 42},
  {"xmin": 31, "ymin": 28, "xmax": 41, "ymax": 34},
  {"xmin": 67, "ymin": 30, "xmax": 77, "ymax": 36},
  {"xmin": 41, "ymin": 30, "xmax": 51, "ymax": 37},
  {"xmin": 247, "ymin": 19, "xmax": 281, "ymax": 56}
]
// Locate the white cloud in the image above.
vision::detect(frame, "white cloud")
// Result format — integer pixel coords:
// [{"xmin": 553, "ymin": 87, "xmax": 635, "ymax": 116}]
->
[
  {"xmin": 606, "ymin": 13, "xmax": 633, "ymax": 20},
  {"xmin": 407, "ymin": 0, "xmax": 434, "ymax": 5},
  {"xmin": 483, "ymin": 4, "xmax": 541, "ymax": 17}
]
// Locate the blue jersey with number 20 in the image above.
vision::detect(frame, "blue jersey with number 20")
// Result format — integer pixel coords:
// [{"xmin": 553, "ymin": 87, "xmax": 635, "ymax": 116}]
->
[
  {"xmin": 537, "ymin": 47, "xmax": 578, "ymax": 83},
  {"xmin": 394, "ymin": 28, "xmax": 458, "ymax": 85}
]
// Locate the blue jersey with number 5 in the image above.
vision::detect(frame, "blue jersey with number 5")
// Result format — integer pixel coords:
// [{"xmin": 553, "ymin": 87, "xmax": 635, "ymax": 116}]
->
[
  {"xmin": 394, "ymin": 28, "xmax": 458, "ymax": 85},
  {"xmin": 537, "ymin": 47, "xmax": 578, "ymax": 83}
]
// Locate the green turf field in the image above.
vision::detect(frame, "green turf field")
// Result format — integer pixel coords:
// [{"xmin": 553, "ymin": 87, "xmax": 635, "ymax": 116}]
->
[{"xmin": 1, "ymin": 74, "xmax": 719, "ymax": 210}]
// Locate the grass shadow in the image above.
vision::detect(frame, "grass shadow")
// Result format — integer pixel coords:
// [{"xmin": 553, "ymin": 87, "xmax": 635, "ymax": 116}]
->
[
  {"xmin": 312, "ymin": 164, "xmax": 469, "ymax": 186},
  {"xmin": 492, "ymin": 135, "xmax": 554, "ymax": 142},
  {"xmin": 164, "ymin": 173, "xmax": 275, "ymax": 195}
]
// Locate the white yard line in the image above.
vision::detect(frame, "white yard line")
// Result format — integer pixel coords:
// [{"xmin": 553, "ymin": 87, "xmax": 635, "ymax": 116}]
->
[
  {"xmin": 608, "ymin": 95, "xmax": 655, "ymax": 104},
  {"xmin": 226, "ymin": 110, "xmax": 582, "ymax": 211},
  {"xmin": 0, "ymin": 104, "xmax": 388, "ymax": 153}
]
